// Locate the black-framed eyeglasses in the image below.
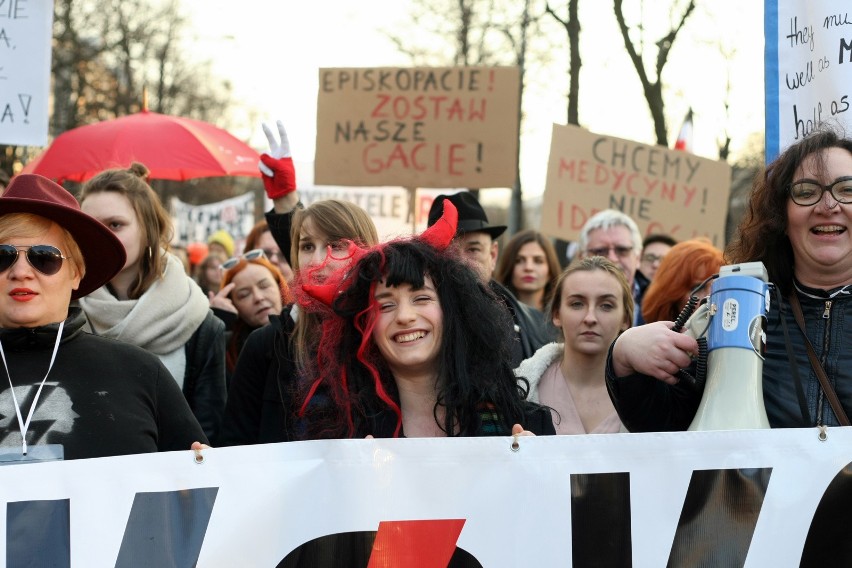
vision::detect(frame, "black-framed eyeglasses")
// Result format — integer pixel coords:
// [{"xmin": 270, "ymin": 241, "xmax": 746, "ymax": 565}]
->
[
  {"xmin": 788, "ymin": 177, "xmax": 852, "ymax": 206},
  {"xmin": 0, "ymin": 245, "xmax": 68, "ymax": 276},
  {"xmin": 586, "ymin": 245, "xmax": 635, "ymax": 258},
  {"xmin": 221, "ymin": 248, "xmax": 265, "ymax": 271}
]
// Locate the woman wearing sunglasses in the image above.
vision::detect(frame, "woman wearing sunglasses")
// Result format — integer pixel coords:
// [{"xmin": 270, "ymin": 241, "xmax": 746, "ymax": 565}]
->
[
  {"xmin": 78, "ymin": 163, "xmax": 227, "ymax": 445},
  {"xmin": 0, "ymin": 174, "xmax": 206, "ymax": 460},
  {"xmin": 208, "ymin": 250, "xmax": 290, "ymax": 387}
]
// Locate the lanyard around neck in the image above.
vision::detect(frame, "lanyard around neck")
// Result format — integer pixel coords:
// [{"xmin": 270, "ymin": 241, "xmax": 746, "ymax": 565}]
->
[{"xmin": 0, "ymin": 320, "xmax": 65, "ymax": 455}]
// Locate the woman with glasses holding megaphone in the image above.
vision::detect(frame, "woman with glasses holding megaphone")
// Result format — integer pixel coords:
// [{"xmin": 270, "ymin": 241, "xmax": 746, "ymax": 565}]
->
[{"xmin": 606, "ymin": 127, "xmax": 852, "ymax": 432}]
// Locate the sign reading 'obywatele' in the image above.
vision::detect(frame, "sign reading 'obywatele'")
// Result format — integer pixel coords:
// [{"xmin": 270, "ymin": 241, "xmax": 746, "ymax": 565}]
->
[{"xmin": 315, "ymin": 67, "xmax": 520, "ymax": 188}]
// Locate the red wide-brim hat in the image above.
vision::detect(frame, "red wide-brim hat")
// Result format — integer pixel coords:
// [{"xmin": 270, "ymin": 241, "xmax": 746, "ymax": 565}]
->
[{"xmin": 0, "ymin": 174, "xmax": 126, "ymax": 299}]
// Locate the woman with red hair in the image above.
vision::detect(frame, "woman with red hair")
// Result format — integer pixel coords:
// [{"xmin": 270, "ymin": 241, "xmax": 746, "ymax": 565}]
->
[
  {"xmin": 210, "ymin": 252, "xmax": 291, "ymax": 384},
  {"xmin": 640, "ymin": 238, "xmax": 724, "ymax": 324}
]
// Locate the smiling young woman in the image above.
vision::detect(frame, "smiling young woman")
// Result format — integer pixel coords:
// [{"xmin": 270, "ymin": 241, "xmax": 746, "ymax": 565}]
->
[{"xmin": 296, "ymin": 204, "xmax": 555, "ymax": 439}]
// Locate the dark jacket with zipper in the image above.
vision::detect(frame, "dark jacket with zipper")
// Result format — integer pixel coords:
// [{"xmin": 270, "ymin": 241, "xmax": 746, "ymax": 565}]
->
[{"xmin": 606, "ymin": 281, "xmax": 852, "ymax": 431}]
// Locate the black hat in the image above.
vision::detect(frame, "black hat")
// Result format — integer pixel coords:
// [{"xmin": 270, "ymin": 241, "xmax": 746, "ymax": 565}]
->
[{"xmin": 427, "ymin": 192, "xmax": 506, "ymax": 239}]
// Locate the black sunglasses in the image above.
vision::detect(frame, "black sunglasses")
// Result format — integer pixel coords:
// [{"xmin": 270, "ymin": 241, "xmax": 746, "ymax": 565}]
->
[
  {"xmin": 221, "ymin": 248, "xmax": 265, "ymax": 271},
  {"xmin": 0, "ymin": 244, "xmax": 68, "ymax": 276}
]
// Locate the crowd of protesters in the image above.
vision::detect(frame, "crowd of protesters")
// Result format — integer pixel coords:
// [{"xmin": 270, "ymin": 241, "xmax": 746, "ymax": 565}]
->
[{"xmin": 1, "ymin": 121, "xmax": 851, "ymax": 464}]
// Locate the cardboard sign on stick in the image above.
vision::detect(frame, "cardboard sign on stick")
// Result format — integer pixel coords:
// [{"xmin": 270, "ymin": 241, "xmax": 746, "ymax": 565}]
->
[
  {"xmin": 541, "ymin": 124, "xmax": 732, "ymax": 246},
  {"xmin": 315, "ymin": 67, "xmax": 520, "ymax": 188}
]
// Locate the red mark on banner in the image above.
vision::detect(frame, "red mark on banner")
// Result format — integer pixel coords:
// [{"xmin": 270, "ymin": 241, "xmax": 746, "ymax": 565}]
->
[
  {"xmin": 558, "ymin": 201, "xmax": 564, "ymax": 228},
  {"xmin": 488, "ymin": 70, "xmax": 495, "ymax": 91},
  {"xmin": 476, "ymin": 143, "xmax": 483, "ymax": 172},
  {"xmin": 367, "ymin": 519, "xmax": 466, "ymax": 568}
]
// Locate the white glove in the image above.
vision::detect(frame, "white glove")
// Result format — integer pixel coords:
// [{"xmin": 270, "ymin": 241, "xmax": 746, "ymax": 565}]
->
[{"xmin": 258, "ymin": 120, "xmax": 292, "ymax": 177}]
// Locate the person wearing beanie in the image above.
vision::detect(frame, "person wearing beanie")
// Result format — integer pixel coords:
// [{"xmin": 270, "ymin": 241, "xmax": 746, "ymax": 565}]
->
[{"xmin": 207, "ymin": 229, "xmax": 235, "ymax": 259}]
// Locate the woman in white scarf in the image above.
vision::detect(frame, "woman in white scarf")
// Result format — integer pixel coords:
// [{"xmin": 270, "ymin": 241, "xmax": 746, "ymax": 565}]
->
[
  {"xmin": 515, "ymin": 256, "xmax": 633, "ymax": 434},
  {"xmin": 78, "ymin": 162, "xmax": 226, "ymax": 444}
]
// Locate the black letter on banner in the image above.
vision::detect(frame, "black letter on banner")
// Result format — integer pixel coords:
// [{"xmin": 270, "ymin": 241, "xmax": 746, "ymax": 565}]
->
[
  {"xmin": 114, "ymin": 487, "xmax": 218, "ymax": 568},
  {"xmin": 571, "ymin": 472, "xmax": 632, "ymax": 568},
  {"xmin": 800, "ymin": 462, "xmax": 852, "ymax": 566},
  {"xmin": 7, "ymin": 499, "xmax": 70, "ymax": 567},
  {"xmin": 668, "ymin": 468, "xmax": 772, "ymax": 567}
]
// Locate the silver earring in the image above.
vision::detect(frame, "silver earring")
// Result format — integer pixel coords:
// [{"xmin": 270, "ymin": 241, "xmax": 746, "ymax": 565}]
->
[{"xmin": 147, "ymin": 246, "xmax": 153, "ymax": 259}]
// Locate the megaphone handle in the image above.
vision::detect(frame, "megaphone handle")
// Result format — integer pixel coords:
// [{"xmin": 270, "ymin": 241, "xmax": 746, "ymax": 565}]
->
[{"xmin": 675, "ymin": 337, "xmax": 708, "ymax": 390}]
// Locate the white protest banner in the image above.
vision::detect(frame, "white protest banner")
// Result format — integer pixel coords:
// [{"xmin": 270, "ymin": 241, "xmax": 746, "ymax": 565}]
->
[
  {"xmin": 765, "ymin": 0, "xmax": 852, "ymax": 160},
  {"xmin": 1, "ymin": 428, "xmax": 851, "ymax": 566},
  {"xmin": 170, "ymin": 191, "xmax": 255, "ymax": 248},
  {"xmin": 0, "ymin": 0, "xmax": 53, "ymax": 146},
  {"xmin": 541, "ymin": 124, "xmax": 732, "ymax": 246},
  {"xmin": 315, "ymin": 67, "xmax": 520, "ymax": 188},
  {"xmin": 298, "ymin": 186, "xmax": 412, "ymax": 240}
]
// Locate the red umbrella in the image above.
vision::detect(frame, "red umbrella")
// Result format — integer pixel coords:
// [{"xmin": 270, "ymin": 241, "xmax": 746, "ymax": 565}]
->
[{"xmin": 22, "ymin": 110, "xmax": 261, "ymax": 183}]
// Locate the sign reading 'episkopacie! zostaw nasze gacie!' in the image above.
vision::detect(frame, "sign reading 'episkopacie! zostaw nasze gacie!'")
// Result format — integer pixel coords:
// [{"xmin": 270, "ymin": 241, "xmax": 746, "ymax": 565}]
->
[{"xmin": 314, "ymin": 66, "xmax": 520, "ymax": 189}]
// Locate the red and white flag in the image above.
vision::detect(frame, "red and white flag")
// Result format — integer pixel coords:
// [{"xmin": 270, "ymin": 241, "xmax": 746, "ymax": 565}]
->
[{"xmin": 674, "ymin": 108, "xmax": 693, "ymax": 152}]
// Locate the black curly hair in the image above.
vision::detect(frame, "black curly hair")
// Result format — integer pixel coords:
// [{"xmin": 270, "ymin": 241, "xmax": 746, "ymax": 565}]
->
[{"xmin": 298, "ymin": 237, "xmax": 532, "ymax": 439}]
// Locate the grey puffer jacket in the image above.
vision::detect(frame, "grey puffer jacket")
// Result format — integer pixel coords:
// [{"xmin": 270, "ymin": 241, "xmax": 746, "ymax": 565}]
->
[{"xmin": 606, "ymin": 281, "xmax": 852, "ymax": 430}]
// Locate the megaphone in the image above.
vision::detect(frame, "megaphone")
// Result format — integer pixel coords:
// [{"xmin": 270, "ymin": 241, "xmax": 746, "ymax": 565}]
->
[{"xmin": 686, "ymin": 262, "xmax": 771, "ymax": 431}]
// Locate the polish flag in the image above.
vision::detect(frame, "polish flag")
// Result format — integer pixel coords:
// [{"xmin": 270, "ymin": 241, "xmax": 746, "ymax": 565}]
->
[{"xmin": 674, "ymin": 108, "xmax": 693, "ymax": 152}]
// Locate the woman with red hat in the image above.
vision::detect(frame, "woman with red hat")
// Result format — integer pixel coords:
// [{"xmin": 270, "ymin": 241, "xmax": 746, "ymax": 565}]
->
[{"xmin": 0, "ymin": 174, "xmax": 205, "ymax": 460}]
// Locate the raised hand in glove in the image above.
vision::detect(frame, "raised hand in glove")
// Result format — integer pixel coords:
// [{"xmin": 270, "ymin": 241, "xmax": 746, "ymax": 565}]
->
[{"xmin": 258, "ymin": 120, "xmax": 296, "ymax": 199}]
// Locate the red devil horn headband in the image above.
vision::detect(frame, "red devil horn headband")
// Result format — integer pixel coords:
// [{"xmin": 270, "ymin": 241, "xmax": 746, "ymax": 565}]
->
[
  {"xmin": 420, "ymin": 199, "xmax": 457, "ymax": 250},
  {"xmin": 301, "ymin": 283, "xmax": 338, "ymax": 306}
]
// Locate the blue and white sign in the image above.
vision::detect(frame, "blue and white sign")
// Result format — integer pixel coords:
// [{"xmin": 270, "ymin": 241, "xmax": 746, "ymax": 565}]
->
[{"xmin": 765, "ymin": 1, "xmax": 852, "ymax": 161}]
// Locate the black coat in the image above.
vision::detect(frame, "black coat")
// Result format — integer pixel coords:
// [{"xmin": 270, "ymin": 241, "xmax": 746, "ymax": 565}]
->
[{"xmin": 0, "ymin": 308, "xmax": 206, "ymax": 459}]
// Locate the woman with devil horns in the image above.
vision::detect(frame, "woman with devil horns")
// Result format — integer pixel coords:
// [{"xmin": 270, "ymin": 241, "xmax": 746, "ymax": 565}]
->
[{"xmin": 296, "ymin": 201, "xmax": 555, "ymax": 438}]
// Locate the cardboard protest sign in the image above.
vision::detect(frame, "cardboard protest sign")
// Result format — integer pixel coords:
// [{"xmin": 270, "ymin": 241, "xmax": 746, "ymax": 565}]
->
[
  {"xmin": 315, "ymin": 67, "xmax": 520, "ymax": 188},
  {"xmin": 541, "ymin": 124, "xmax": 732, "ymax": 246},
  {"xmin": 765, "ymin": 0, "xmax": 852, "ymax": 160},
  {"xmin": 0, "ymin": 0, "xmax": 53, "ymax": 146}
]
